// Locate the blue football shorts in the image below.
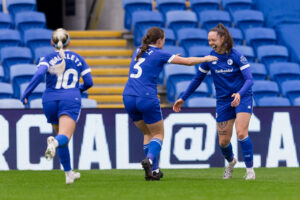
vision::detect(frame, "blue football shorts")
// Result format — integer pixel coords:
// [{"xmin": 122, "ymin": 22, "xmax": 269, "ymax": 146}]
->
[
  {"xmin": 216, "ymin": 94, "xmax": 253, "ymax": 122},
  {"xmin": 123, "ymin": 95, "xmax": 162, "ymax": 124},
  {"xmin": 43, "ymin": 100, "xmax": 81, "ymax": 124}
]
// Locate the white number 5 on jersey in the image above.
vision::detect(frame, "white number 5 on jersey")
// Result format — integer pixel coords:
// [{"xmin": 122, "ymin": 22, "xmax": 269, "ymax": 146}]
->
[{"xmin": 130, "ymin": 58, "xmax": 145, "ymax": 79}]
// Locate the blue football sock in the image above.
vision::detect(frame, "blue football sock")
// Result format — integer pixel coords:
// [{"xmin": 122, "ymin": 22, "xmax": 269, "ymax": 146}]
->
[
  {"xmin": 57, "ymin": 145, "xmax": 71, "ymax": 172},
  {"xmin": 143, "ymin": 144, "xmax": 149, "ymax": 156},
  {"xmin": 219, "ymin": 143, "xmax": 234, "ymax": 162},
  {"xmin": 239, "ymin": 136, "xmax": 253, "ymax": 168},
  {"xmin": 147, "ymin": 138, "xmax": 162, "ymax": 164},
  {"xmin": 55, "ymin": 134, "xmax": 69, "ymax": 147}
]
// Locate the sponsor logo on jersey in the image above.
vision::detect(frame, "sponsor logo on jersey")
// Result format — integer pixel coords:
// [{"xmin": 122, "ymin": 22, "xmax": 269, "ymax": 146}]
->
[
  {"xmin": 215, "ymin": 68, "xmax": 233, "ymax": 73},
  {"xmin": 212, "ymin": 61, "xmax": 217, "ymax": 65}
]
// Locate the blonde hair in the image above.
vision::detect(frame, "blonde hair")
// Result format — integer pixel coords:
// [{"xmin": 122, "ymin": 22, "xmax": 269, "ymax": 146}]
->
[{"xmin": 49, "ymin": 28, "xmax": 70, "ymax": 75}]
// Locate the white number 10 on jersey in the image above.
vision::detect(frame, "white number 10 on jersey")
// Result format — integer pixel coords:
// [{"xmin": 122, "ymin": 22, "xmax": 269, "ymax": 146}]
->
[
  {"xmin": 130, "ymin": 58, "xmax": 145, "ymax": 79},
  {"xmin": 55, "ymin": 69, "xmax": 78, "ymax": 89}
]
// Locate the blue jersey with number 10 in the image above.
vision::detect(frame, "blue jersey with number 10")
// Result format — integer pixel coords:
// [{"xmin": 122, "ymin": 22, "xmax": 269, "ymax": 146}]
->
[
  {"xmin": 123, "ymin": 46, "xmax": 174, "ymax": 98},
  {"xmin": 38, "ymin": 50, "xmax": 91, "ymax": 102}
]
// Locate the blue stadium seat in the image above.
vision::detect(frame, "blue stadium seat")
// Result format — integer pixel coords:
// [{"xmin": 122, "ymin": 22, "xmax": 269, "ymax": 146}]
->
[
  {"xmin": 0, "ymin": 13, "xmax": 13, "ymax": 29},
  {"xmin": 269, "ymin": 62, "xmax": 300, "ymax": 85},
  {"xmin": 0, "ymin": 98, "xmax": 24, "ymax": 108},
  {"xmin": 29, "ymin": 98, "xmax": 42, "ymax": 108},
  {"xmin": 162, "ymin": 45, "xmax": 186, "ymax": 57},
  {"xmin": 281, "ymin": 80, "xmax": 300, "ymax": 104},
  {"xmin": 0, "ymin": 82, "xmax": 14, "ymax": 98},
  {"xmin": 245, "ymin": 27, "xmax": 277, "ymax": 51},
  {"xmin": 132, "ymin": 11, "xmax": 164, "ymax": 46},
  {"xmin": 165, "ymin": 64, "xmax": 196, "ymax": 102},
  {"xmin": 166, "ymin": 10, "xmax": 198, "ymax": 35},
  {"xmin": 175, "ymin": 80, "xmax": 210, "ymax": 101},
  {"xmin": 188, "ymin": 45, "xmax": 212, "ymax": 57},
  {"xmin": 156, "ymin": 0, "xmax": 186, "ymax": 19},
  {"xmin": 189, "ymin": 0, "xmax": 219, "ymax": 20},
  {"xmin": 0, "ymin": 65, "xmax": 4, "ymax": 81},
  {"xmin": 186, "ymin": 97, "xmax": 216, "ymax": 107},
  {"xmin": 222, "ymin": 0, "xmax": 253, "ymax": 15},
  {"xmin": 15, "ymin": 11, "xmax": 46, "ymax": 34},
  {"xmin": 257, "ymin": 45, "xmax": 289, "ymax": 68},
  {"xmin": 0, "ymin": 29, "xmax": 21, "ymax": 50},
  {"xmin": 34, "ymin": 46, "xmax": 54, "ymax": 63},
  {"xmin": 252, "ymin": 80, "xmax": 280, "ymax": 103},
  {"xmin": 177, "ymin": 28, "xmax": 208, "ymax": 54},
  {"xmin": 7, "ymin": 0, "xmax": 36, "ymax": 19},
  {"xmin": 293, "ymin": 97, "xmax": 300, "ymax": 106},
  {"xmin": 122, "ymin": 0, "xmax": 152, "ymax": 30},
  {"xmin": 82, "ymin": 98, "xmax": 98, "ymax": 108},
  {"xmin": 228, "ymin": 27, "xmax": 243, "ymax": 45},
  {"xmin": 233, "ymin": 10, "xmax": 264, "ymax": 33},
  {"xmin": 200, "ymin": 10, "xmax": 231, "ymax": 31},
  {"xmin": 257, "ymin": 97, "xmax": 290, "ymax": 107},
  {"xmin": 10, "ymin": 64, "xmax": 37, "ymax": 98},
  {"xmin": 20, "ymin": 82, "xmax": 45, "ymax": 102},
  {"xmin": 24, "ymin": 28, "xmax": 52, "ymax": 53},
  {"xmin": 235, "ymin": 45, "xmax": 255, "ymax": 62},
  {"xmin": 1, "ymin": 46, "xmax": 32, "ymax": 82},
  {"xmin": 250, "ymin": 63, "xmax": 267, "ymax": 80}
]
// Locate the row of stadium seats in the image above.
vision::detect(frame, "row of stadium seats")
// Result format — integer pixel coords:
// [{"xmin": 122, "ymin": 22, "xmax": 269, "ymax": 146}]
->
[
  {"xmin": 0, "ymin": 98, "xmax": 98, "ymax": 109},
  {"xmin": 0, "ymin": 0, "xmax": 36, "ymax": 19}
]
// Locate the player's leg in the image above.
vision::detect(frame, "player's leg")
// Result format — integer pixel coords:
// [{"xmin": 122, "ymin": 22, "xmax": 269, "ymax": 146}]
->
[
  {"xmin": 235, "ymin": 95, "xmax": 255, "ymax": 180},
  {"xmin": 216, "ymin": 100, "xmax": 237, "ymax": 179}
]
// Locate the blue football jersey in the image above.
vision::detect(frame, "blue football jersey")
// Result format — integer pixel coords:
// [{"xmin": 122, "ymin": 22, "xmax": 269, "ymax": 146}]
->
[
  {"xmin": 199, "ymin": 48, "xmax": 252, "ymax": 99},
  {"xmin": 123, "ymin": 46, "xmax": 174, "ymax": 98},
  {"xmin": 38, "ymin": 50, "xmax": 91, "ymax": 102}
]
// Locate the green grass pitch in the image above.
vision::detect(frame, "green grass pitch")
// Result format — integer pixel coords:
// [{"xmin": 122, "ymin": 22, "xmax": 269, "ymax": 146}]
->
[{"xmin": 0, "ymin": 168, "xmax": 299, "ymax": 200}]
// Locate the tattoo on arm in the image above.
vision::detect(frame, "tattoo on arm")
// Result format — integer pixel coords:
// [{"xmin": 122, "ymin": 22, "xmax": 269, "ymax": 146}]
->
[
  {"xmin": 218, "ymin": 131, "xmax": 227, "ymax": 135},
  {"xmin": 218, "ymin": 121, "xmax": 228, "ymax": 129}
]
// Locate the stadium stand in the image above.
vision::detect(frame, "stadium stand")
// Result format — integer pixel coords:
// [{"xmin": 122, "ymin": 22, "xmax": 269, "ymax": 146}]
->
[
  {"xmin": 0, "ymin": 98, "xmax": 24, "ymax": 108},
  {"xmin": 23, "ymin": 28, "xmax": 52, "ymax": 54},
  {"xmin": 34, "ymin": 46, "xmax": 54, "ymax": 63},
  {"xmin": 1, "ymin": 46, "xmax": 32, "ymax": 82},
  {"xmin": 162, "ymin": 28, "xmax": 176, "ymax": 45},
  {"xmin": 20, "ymin": 82, "xmax": 45, "ymax": 103},
  {"xmin": 6, "ymin": 0, "xmax": 36, "ymax": 19},
  {"xmin": 233, "ymin": 9, "xmax": 264, "ymax": 33},
  {"xmin": 0, "ymin": 66, "xmax": 4, "ymax": 81},
  {"xmin": 257, "ymin": 45, "xmax": 289, "ymax": 69},
  {"xmin": 15, "ymin": 11, "xmax": 46, "ymax": 34},
  {"xmin": 281, "ymin": 80, "xmax": 300, "ymax": 104},
  {"xmin": 81, "ymin": 98, "xmax": 98, "ymax": 108},
  {"xmin": 257, "ymin": 97, "xmax": 291, "ymax": 107},
  {"xmin": 122, "ymin": 0, "xmax": 153, "ymax": 30},
  {"xmin": 29, "ymin": 98, "xmax": 42, "ymax": 108},
  {"xmin": 293, "ymin": 97, "xmax": 300, "ymax": 106},
  {"xmin": 186, "ymin": 96, "xmax": 216, "ymax": 107},
  {"xmin": 235, "ymin": 45, "xmax": 255, "ymax": 62},
  {"xmin": 177, "ymin": 28, "xmax": 208, "ymax": 54},
  {"xmin": 252, "ymin": 80, "xmax": 280, "ymax": 103},
  {"xmin": 10, "ymin": 64, "xmax": 37, "ymax": 98},
  {"xmin": 0, "ymin": 29, "xmax": 21, "ymax": 52},
  {"xmin": 269, "ymin": 62, "xmax": 300, "ymax": 85},
  {"xmin": 156, "ymin": 0, "xmax": 187, "ymax": 19},
  {"xmin": 245, "ymin": 27, "xmax": 277, "ymax": 51},
  {"xmin": 189, "ymin": 0, "xmax": 219, "ymax": 18},
  {"xmin": 166, "ymin": 10, "xmax": 198, "ymax": 36},
  {"xmin": 175, "ymin": 80, "xmax": 210, "ymax": 100},
  {"xmin": 228, "ymin": 27, "xmax": 243, "ymax": 45},
  {"xmin": 222, "ymin": 0, "xmax": 253, "ymax": 15},
  {"xmin": 132, "ymin": 11, "xmax": 164, "ymax": 46},
  {"xmin": 250, "ymin": 63, "xmax": 267, "ymax": 80},
  {"xmin": 199, "ymin": 10, "xmax": 231, "ymax": 30},
  {"xmin": 0, "ymin": 13, "xmax": 13, "ymax": 29},
  {"xmin": 188, "ymin": 45, "xmax": 212, "ymax": 57},
  {"xmin": 0, "ymin": 82, "xmax": 14, "ymax": 98}
]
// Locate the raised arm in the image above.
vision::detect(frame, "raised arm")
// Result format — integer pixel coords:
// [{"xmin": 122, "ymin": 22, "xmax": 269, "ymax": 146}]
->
[{"xmin": 170, "ymin": 55, "xmax": 218, "ymax": 66}]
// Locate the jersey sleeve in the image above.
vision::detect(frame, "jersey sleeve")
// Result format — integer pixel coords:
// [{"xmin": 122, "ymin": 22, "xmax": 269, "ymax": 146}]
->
[
  {"xmin": 78, "ymin": 54, "xmax": 91, "ymax": 77},
  {"xmin": 198, "ymin": 62, "xmax": 210, "ymax": 73},
  {"xmin": 37, "ymin": 56, "xmax": 50, "ymax": 69},
  {"xmin": 159, "ymin": 50, "xmax": 175, "ymax": 64},
  {"xmin": 234, "ymin": 51, "xmax": 250, "ymax": 71}
]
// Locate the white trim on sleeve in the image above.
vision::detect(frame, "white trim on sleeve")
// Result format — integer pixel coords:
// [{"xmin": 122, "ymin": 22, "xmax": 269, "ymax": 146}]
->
[
  {"xmin": 167, "ymin": 55, "xmax": 176, "ymax": 63},
  {"xmin": 240, "ymin": 64, "xmax": 250, "ymax": 71},
  {"xmin": 198, "ymin": 66, "xmax": 209, "ymax": 73},
  {"xmin": 38, "ymin": 62, "xmax": 49, "ymax": 68},
  {"xmin": 81, "ymin": 68, "xmax": 91, "ymax": 76}
]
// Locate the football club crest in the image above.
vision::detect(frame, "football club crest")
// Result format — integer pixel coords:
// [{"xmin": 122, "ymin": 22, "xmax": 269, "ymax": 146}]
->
[
  {"xmin": 227, "ymin": 59, "xmax": 233, "ymax": 65},
  {"xmin": 240, "ymin": 56, "xmax": 248, "ymax": 65},
  {"xmin": 212, "ymin": 61, "xmax": 217, "ymax": 65}
]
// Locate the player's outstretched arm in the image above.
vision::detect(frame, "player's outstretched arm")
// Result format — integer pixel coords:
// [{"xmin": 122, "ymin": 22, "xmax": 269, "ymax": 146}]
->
[
  {"xmin": 171, "ymin": 55, "xmax": 218, "ymax": 66},
  {"xmin": 173, "ymin": 99, "xmax": 184, "ymax": 112}
]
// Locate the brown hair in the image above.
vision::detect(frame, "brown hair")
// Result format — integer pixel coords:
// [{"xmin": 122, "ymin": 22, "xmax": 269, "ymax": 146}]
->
[
  {"xmin": 135, "ymin": 27, "xmax": 165, "ymax": 60},
  {"xmin": 210, "ymin": 23, "xmax": 234, "ymax": 54}
]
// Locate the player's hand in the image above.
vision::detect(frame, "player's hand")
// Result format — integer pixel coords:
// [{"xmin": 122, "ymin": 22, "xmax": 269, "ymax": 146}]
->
[
  {"xmin": 22, "ymin": 98, "xmax": 28, "ymax": 105},
  {"xmin": 231, "ymin": 93, "xmax": 240, "ymax": 107},
  {"xmin": 173, "ymin": 99, "xmax": 184, "ymax": 112},
  {"xmin": 204, "ymin": 55, "xmax": 218, "ymax": 62}
]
